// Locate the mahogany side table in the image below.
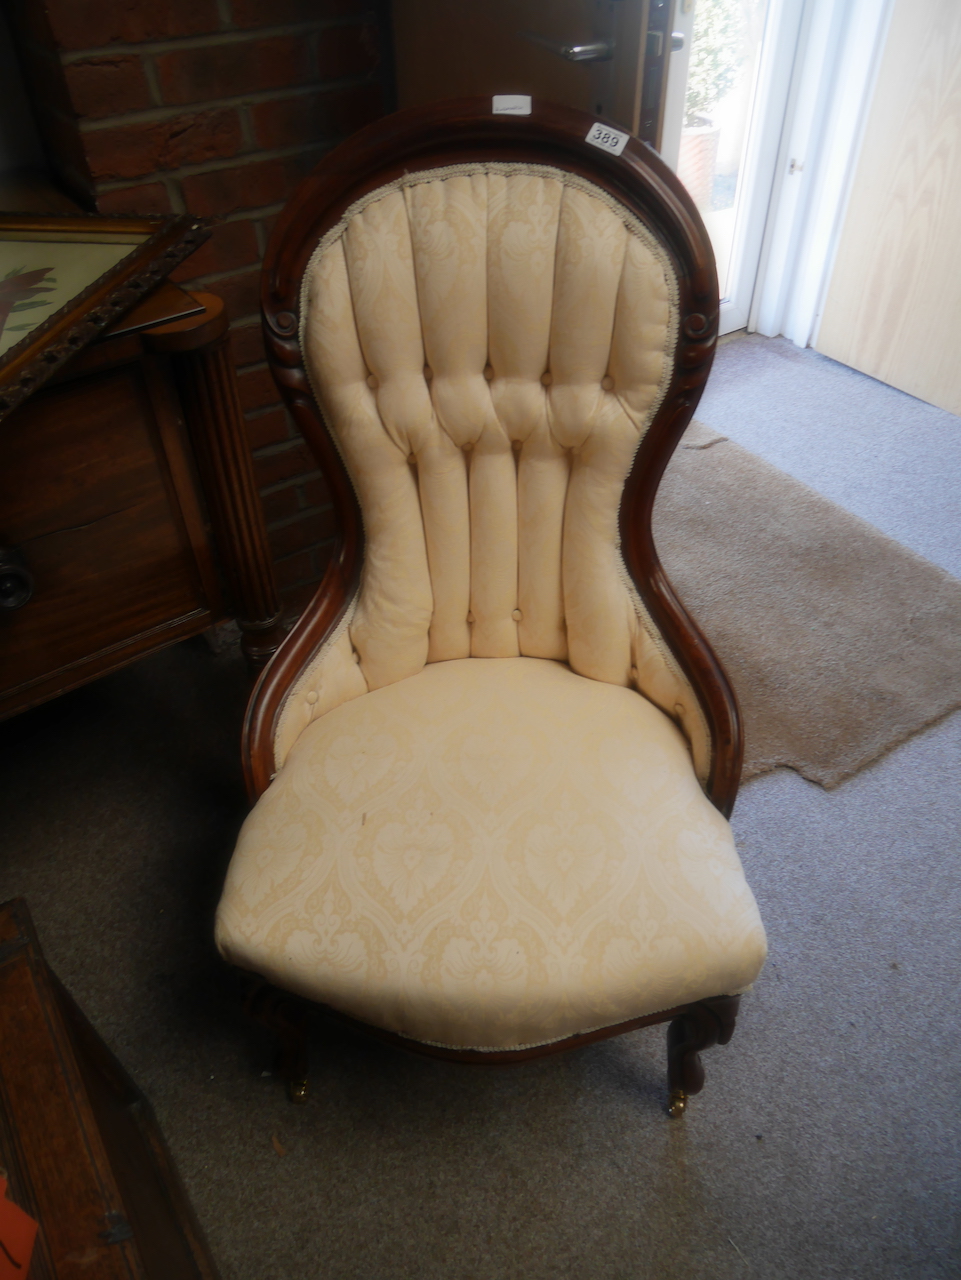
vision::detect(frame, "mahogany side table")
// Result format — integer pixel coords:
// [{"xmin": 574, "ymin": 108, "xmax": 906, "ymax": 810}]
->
[{"xmin": 0, "ymin": 284, "xmax": 284, "ymax": 720}]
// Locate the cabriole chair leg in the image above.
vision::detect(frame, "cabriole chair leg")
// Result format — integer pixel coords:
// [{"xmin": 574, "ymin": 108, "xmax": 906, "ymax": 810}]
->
[
  {"xmin": 666, "ymin": 995, "xmax": 740, "ymax": 1117},
  {"xmin": 244, "ymin": 980, "xmax": 311, "ymax": 1104}
]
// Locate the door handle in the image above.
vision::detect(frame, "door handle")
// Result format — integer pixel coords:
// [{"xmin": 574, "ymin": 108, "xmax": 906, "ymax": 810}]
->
[{"xmin": 523, "ymin": 33, "xmax": 615, "ymax": 63}]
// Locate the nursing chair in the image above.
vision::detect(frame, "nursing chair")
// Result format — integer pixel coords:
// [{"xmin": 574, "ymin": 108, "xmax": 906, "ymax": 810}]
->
[{"xmin": 215, "ymin": 99, "xmax": 767, "ymax": 1117}]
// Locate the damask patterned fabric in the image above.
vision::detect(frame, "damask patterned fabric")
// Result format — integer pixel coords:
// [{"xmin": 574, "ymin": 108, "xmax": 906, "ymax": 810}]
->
[
  {"xmin": 273, "ymin": 164, "xmax": 711, "ymax": 781},
  {"xmin": 217, "ymin": 659, "xmax": 766, "ymax": 1051}
]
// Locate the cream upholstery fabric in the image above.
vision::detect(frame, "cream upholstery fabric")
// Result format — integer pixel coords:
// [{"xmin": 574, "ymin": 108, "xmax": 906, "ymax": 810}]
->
[
  {"xmin": 227, "ymin": 163, "xmax": 764, "ymax": 1053},
  {"xmin": 218, "ymin": 658, "xmax": 766, "ymax": 1051},
  {"xmin": 272, "ymin": 164, "xmax": 711, "ymax": 781}
]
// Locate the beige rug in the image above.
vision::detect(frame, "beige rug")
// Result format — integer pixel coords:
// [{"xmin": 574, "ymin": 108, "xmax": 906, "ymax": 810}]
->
[{"xmin": 653, "ymin": 421, "xmax": 961, "ymax": 787}]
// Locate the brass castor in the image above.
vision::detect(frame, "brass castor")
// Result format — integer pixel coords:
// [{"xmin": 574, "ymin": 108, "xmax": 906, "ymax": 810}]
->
[
  {"xmin": 244, "ymin": 980, "xmax": 311, "ymax": 1106},
  {"xmin": 666, "ymin": 995, "xmax": 741, "ymax": 1118},
  {"xmin": 667, "ymin": 1089, "xmax": 688, "ymax": 1118},
  {"xmin": 287, "ymin": 1075, "xmax": 309, "ymax": 1105}
]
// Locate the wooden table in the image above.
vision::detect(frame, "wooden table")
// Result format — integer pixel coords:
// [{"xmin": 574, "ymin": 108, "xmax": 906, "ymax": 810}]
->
[
  {"xmin": 0, "ymin": 898, "xmax": 220, "ymax": 1279},
  {"xmin": 0, "ymin": 280, "xmax": 284, "ymax": 721}
]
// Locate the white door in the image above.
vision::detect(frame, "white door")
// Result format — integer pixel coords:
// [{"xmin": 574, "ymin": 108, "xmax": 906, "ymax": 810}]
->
[
  {"xmin": 815, "ymin": 0, "xmax": 961, "ymax": 416},
  {"xmin": 392, "ymin": 0, "xmax": 673, "ymax": 141},
  {"xmin": 660, "ymin": 0, "xmax": 804, "ymax": 334}
]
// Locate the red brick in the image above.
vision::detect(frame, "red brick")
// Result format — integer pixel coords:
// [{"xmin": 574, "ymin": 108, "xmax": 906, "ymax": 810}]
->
[
  {"xmin": 156, "ymin": 35, "xmax": 313, "ymax": 106},
  {"xmin": 170, "ymin": 219, "xmax": 260, "ymax": 281},
  {"xmin": 236, "ymin": 363, "xmax": 279, "ymax": 413},
  {"xmin": 302, "ymin": 475, "xmax": 332, "ymax": 509},
  {"xmin": 316, "ymin": 22, "xmax": 381, "ymax": 81},
  {"xmin": 269, "ymin": 509, "xmax": 337, "ymax": 559},
  {"xmin": 251, "ymin": 83, "xmax": 383, "ymax": 150},
  {"xmin": 260, "ymin": 482, "xmax": 300, "ymax": 522},
  {"xmin": 182, "ymin": 151, "xmax": 317, "ymax": 217},
  {"xmin": 257, "ymin": 209, "xmax": 280, "ymax": 241},
  {"xmin": 84, "ymin": 109, "xmax": 243, "ymax": 181},
  {"xmin": 238, "ymin": 366, "xmax": 278, "ymax": 413},
  {"xmin": 45, "ymin": 0, "xmax": 221, "ymax": 50},
  {"xmin": 96, "ymin": 181, "xmax": 173, "ymax": 214},
  {"xmin": 259, "ymin": 210, "xmax": 283, "ymax": 254},
  {"xmin": 230, "ymin": 0, "xmax": 365, "ymax": 27},
  {"xmin": 254, "ymin": 441, "xmax": 317, "ymax": 488},
  {"xmin": 230, "ymin": 320, "xmax": 267, "ymax": 366},
  {"xmin": 65, "ymin": 55, "xmax": 152, "ymax": 120},
  {"xmin": 203, "ymin": 268, "xmax": 262, "ymax": 322},
  {"xmin": 274, "ymin": 549, "xmax": 314, "ymax": 590},
  {"xmin": 245, "ymin": 409, "xmax": 291, "ymax": 455}
]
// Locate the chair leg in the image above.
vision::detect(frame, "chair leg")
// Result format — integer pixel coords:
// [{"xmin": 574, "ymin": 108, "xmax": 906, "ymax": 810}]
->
[
  {"xmin": 243, "ymin": 980, "xmax": 310, "ymax": 1104},
  {"xmin": 666, "ymin": 995, "xmax": 740, "ymax": 1117}
]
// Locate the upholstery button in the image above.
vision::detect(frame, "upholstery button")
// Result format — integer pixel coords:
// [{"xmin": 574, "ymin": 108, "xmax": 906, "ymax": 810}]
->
[
  {"xmin": 512, "ymin": 608, "xmax": 522, "ymax": 621},
  {"xmin": 466, "ymin": 611, "xmax": 475, "ymax": 623},
  {"xmin": 674, "ymin": 702, "xmax": 685, "ymax": 717},
  {"xmin": 601, "ymin": 375, "xmax": 614, "ymax": 390},
  {"xmin": 630, "ymin": 666, "xmax": 638, "ymax": 682},
  {"xmin": 463, "ymin": 440, "xmax": 473, "ymax": 451},
  {"xmin": 423, "ymin": 365, "xmax": 433, "ymax": 379},
  {"xmin": 366, "ymin": 374, "xmax": 378, "ymax": 389},
  {"xmin": 484, "ymin": 365, "xmax": 494, "ymax": 380},
  {"xmin": 540, "ymin": 371, "xmax": 552, "ymax": 386},
  {"xmin": 352, "ymin": 650, "xmax": 361, "ymax": 663},
  {"xmin": 306, "ymin": 690, "xmax": 318, "ymax": 704}
]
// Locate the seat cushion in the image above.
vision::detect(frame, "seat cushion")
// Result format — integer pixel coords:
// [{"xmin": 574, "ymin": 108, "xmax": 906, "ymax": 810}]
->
[{"xmin": 216, "ymin": 658, "xmax": 766, "ymax": 1050}]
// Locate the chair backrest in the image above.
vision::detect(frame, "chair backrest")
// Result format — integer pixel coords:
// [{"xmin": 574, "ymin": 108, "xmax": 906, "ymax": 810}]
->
[{"xmin": 247, "ymin": 99, "xmax": 742, "ymax": 816}]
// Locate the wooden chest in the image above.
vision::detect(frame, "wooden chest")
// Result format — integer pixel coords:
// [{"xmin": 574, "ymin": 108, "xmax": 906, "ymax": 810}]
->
[
  {"xmin": 0, "ymin": 287, "xmax": 283, "ymax": 719},
  {"xmin": 0, "ymin": 898, "xmax": 220, "ymax": 1279}
]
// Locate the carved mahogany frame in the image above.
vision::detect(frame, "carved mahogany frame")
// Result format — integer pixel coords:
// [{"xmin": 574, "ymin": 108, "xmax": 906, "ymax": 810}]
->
[
  {"xmin": 246, "ymin": 977, "xmax": 740, "ymax": 1117},
  {"xmin": 247, "ymin": 97, "xmax": 742, "ymax": 816},
  {"xmin": 0, "ymin": 212, "xmax": 209, "ymax": 420},
  {"xmin": 237, "ymin": 102, "xmax": 747, "ymax": 1108},
  {"xmin": 144, "ymin": 292, "xmax": 285, "ymax": 670}
]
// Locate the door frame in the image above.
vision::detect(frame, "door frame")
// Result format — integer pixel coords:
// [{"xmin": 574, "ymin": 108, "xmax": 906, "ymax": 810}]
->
[
  {"xmin": 659, "ymin": 0, "xmax": 806, "ymax": 334},
  {"xmin": 658, "ymin": 0, "xmax": 892, "ymax": 341},
  {"xmin": 749, "ymin": 0, "xmax": 895, "ymax": 346}
]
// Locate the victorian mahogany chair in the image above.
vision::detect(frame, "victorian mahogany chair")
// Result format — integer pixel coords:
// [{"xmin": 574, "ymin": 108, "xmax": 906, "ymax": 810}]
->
[{"xmin": 215, "ymin": 99, "xmax": 766, "ymax": 1117}]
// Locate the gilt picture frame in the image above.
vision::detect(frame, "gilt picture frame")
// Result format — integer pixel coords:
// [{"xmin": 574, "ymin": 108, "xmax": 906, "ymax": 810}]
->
[{"xmin": 0, "ymin": 212, "xmax": 210, "ymax": 420}]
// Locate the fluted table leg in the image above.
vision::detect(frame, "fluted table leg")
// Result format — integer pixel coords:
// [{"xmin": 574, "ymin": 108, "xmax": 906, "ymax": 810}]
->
[{"xmin": 145, "ymin": 291, "xmax": 284, "ymax": 671}]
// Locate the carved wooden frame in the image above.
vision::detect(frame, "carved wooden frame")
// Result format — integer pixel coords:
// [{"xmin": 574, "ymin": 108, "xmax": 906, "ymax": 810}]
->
[
  {"xmin": 233, "ymin": 100, "xmax": 748, "ymax": 1110},
  {"xmin": 247, "ymin": 96, "xmax": 743, "ymax": 815},
  {"xmin": 0, "ymin": 212, "xmax": 209, "ymax": 420},
  {"xmin": 246, "ymin": 977, "xmax": 741, "ymax": 1117}
]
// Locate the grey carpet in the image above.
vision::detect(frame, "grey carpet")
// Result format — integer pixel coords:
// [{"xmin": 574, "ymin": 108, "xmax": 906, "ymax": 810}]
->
[
  {"xmin": 655, "ymin": 421, "xmax": 961, "ymax": 786},
  {"xmin": 1, "ymin": 639, "xmax": 958, "ymax": 1279},
  {"xmin": 697, "ymin": 332, "xmax": 961, "ymax": 579},
  {"xmin": 1, "ymin": 332, "xmax": 959, "ymax": 1278}
]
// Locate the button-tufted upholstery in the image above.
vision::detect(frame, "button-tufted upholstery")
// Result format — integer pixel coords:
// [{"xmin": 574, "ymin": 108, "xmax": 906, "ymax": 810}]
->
[{"xmin": 270, "ymin": 165, "xmax": 710, "ymax": 780}]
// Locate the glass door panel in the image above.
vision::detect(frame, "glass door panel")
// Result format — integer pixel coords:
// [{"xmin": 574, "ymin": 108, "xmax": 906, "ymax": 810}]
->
[
  {"xmin": 676, "ymin": 0, "xmax": 768, "ymax": 300},
  {"xmin": 661, "ymin": 0, "xmax": 805, "ymax": 333}
]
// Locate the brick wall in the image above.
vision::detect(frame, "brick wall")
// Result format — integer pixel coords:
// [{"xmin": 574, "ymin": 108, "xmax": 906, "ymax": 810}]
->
[{"xmin": 8, "ymin": 0, "xmax": 393, "ymax": 615}]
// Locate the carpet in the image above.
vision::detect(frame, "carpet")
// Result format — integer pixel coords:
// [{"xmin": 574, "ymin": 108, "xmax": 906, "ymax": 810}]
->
[
  {"xmin": 654, "ymin": 421, "xmax": 961, "ymax": 786},
  {"xmin": 1, "ymin": 611, "xmax": 958, "ymax": 1280},
  {"xmin": 0, "ymin": 420, "xmax": 958, "ymax": 1278}
]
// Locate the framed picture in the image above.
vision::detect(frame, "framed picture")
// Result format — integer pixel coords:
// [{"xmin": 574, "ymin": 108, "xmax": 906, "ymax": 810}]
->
[{"xmin": 0, "ymin": 212, "xmax": 210, "ymax": 419}]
